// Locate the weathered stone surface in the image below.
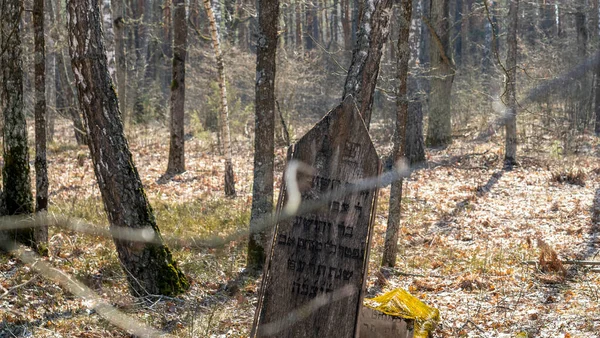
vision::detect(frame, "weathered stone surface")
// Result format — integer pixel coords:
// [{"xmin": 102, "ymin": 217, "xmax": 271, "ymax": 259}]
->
[
  {"xmin": 253, "ymin": 97, "xmax": 380, "ymax": 337},
  {"xmin": 359, "ymin": 307, "xmax": 414, "ymax": 338}
]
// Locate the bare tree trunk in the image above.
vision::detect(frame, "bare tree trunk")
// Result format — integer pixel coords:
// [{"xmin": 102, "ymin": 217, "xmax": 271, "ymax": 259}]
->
[
  {"xmin": 131, "ymin": 0, "xmax": 151, "ymax": 121},
  {"xmin": 204, "ymin": 0, "xmax": 236, "ymax": 197},
  {"xmin": 45, "ymin": 0, "xmax": 56, "ymax": 145},
  {"xmin": 49, "ymin": 0, "xmax": 88, "ymax": 145},
  {"xmin": 594, "ymin": 0, "xmax": 600, "ymax": 135},
  {"xmin": 425, "ymin": 0, "xmax": 454, "ymax": 147},
  {"xmin": 103, "ymin": 0, "xmax": 116, "ymax": 83},
  {"xmin": 67, "ymin": 0, "xmax": 189, "ymax": 296},
  {"xmin": 247, "ymin": 0, "xmax": 278, "ymax": 271},
  {"xmin": 460, "ymin": 0, "xmax": 470, "ymax": 67},
  {"xmin": 162, "ymin": 0, "xmax": 172, "ymax": 108},
  {"xmin": 341, "ymin": 0, "xmax": 351, "ymax": 50},
  {"xmin": 112, "ymin": 0, "xmax": 127, "ymax": 122},
  {"xmin": 0, "ymin": 0, "xmax": 36, "ymax": 249},
  {"xmin": 294, "ymin": 0, "xmax": 302, "ymax": 50},
  {"xmin": 34, "ymin": 0, "xmax": 49, "ymax": 253},
  {"xmin": 382, "ymin": 0, "xmax": 411, "ymax": 268},
  {"xmin": 305, "ymin": 1, "xmax": 316, "ymax": 50},
  {"xmin": 342, "ymin": 0, "xmax": 393, "ymax": 128},
  {"xmin": 504, "ymin": 0, "xmax": 518, "ymax": 165},
  {"xmin": 166, "ymin": 0, "xmax": 187, "ymax": 175},
  {"xmin": 419, "ymin": 0, "xmax": 430, "ymax": 66}
]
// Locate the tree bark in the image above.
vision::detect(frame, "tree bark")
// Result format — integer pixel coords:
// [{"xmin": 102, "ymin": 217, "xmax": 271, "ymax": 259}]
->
[
  {"xmin": 425, "ymin": 0, "xmax": 454, "ymax": 147},
  {"xmin": 504, "ymin": 0, "xmax": 518, "ymax": 165},
  {"xmin": 49, "ymin": 0, "xmax": 88, "ymax": 145},
  {"xmin": 102, "ymin": 0, "xmax": 116, "ymax": 83},
  {"xmin": 295, "ymin": 0, "xmax": 303, "ymax": 50},
  {"xmin": 0, "ymin": 0, "xmax": 36, "ymax": 249},
  {"xmin": 341, "ymin": 0, "xmax": 351, "ymax": 50},
  {"xmin": 418, "ymin": 0, "xmax": 430, "ymax": 66},
  {"xmin": 383, "ymin": 0, "xmax": 412, "ymax": 268},
  {"xmin": 342, "ymin": 0, "xmax": 393, "ymax": 128},
  {"xmin": 67, "ymin": 0, "xmax": 189, "ymax": 296},
  {"xmin": 34, "ymin": 0, "xmax": 49, "ymax": 252},
  {"xmin": 166, "ymin": 0, "xmax": 187, "ymax": 175},
  {"xmin": 131, "ymin": 0, "xmax": 151, "ymax": 121},
  {"xmin": 111, "ymin": 0, "xmax": 127, "ymax": 121},
  {"xmin": 203, "ymin": 0, "xmax": 236, "ymax": 197},
  {"xmin": 45, "ymin": 0, "xmax": 56, "ymax": 145},
  {"xmin": 247, "ymin": 0, "xmax": 278, "ymax": 271},
  {"xmin": 162, "ymin": 0, "xmax": 172, "ymax": 109},
  {"xmin": 305, "ymin": 1, "xmax": 316, "ymax": 50}
]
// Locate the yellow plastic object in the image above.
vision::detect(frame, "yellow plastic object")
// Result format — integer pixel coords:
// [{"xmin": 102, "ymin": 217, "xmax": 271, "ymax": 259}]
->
[{"xmin": 364, "ymin": 288, "xmax": 440, "ymax": 338}]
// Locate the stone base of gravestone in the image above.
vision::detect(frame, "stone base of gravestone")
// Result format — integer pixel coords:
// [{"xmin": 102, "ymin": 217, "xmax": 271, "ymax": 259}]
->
[{"xmin": 358, "ymin": 307, "xmax": 414, "ymax": 338}]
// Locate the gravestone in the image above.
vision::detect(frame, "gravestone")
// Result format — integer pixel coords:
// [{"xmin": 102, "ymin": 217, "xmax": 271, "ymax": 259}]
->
[
  {"xmin": 359, "ymin": 307, "xmax": 414, "ymax": 338},
  {"xmin": 252, "ymin": 97, "xmax": 380, "ymax": 337}
]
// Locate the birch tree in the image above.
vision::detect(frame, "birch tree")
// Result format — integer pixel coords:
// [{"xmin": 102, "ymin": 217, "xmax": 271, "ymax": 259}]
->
[{"xmin": 203, "ymin": 0, "xmax": 236, "ymax": 197}]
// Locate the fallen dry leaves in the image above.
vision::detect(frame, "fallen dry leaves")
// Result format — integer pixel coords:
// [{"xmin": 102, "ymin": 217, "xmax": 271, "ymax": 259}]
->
[{"xmin": 1, "ymin": 120, "xmax": 600, "ymax": 337}]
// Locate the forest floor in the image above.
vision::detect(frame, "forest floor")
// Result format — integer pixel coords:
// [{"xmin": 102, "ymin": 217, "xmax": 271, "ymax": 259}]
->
[{"xmin": 1, "ymin": 118, "xmax": 600, "ymax": 338}]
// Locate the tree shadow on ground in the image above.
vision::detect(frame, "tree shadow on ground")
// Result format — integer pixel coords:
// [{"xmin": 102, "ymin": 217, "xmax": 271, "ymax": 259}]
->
[
  {"xmin": 432, "ymin": 169, "xmax": 505, "ymax": 230},
  {"xmin": 0, "ymin": 308, "xmax": 89, "ymax": 337}
]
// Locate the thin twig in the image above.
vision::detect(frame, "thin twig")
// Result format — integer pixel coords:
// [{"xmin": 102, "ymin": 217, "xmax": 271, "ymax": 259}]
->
[{"xmin": 0, "ymin": 276, "xmax": 38, "ymax": 300}]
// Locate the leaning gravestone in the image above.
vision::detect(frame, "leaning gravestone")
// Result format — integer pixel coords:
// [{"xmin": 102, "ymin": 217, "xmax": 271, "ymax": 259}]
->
[{"xmin": 251, "ymin": 97, "xmax": 380, "ymax": 337}]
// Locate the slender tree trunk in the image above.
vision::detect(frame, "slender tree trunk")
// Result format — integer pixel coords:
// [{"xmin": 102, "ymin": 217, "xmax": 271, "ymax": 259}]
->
[
  {"xmin": 425, "ymin": 0, "xmax": 454, "ymax": 147},
  {"xmin": 593, "ymin": 0, "xmax": 600, "ymax": 135},
  {"xmin": 237, "ymin": 0, "xmax": 248, "ymax": 50},
  {"xmin": 166, "ymin": 0, "xmax": 187, "ymax": 175},
  {"xmin": 332, "ymin": 0, "xmax": 339, "ymax": 45},
  {"xmin": 0, "ymin": 0, "xmax": 36, "ymax": 249},
  {"xmin": 34, "ymin": 0, "xmax": 49, "ymax": 253},
  {"xmin": 504, "ymin": 0, "xmax": 518, "ymax": 165},
  {"xmin": 132, "ymin": 0, "xmax": 151, "ymax": 121},
  {"xmin": 67, "ymin": 0, "xmax": 189, "ymax": 296},
  {"xmin": 204, "ymin": 0, "xmax": 236, "ymax": 197},
  {"xmin": 162, "ymin": 0, "xmax": 172, "ymax": 108},
  {"xmin": 418, "ymin": 0, "xmax": 430, "ymax": 66},
  {"xmin": 383, "ymin": 0, "xmax": 412, "ymax": 268},
  {"xmin": 342, "ymin": 0, "xmax": 393, "ymax": 128},
  {"xmin": 247, "ymin": 0, "xmax": 278, "ymax": 271},
  {"xmin": 341, "ymin": 0, "xmax": 351, "ymax": 50},
  {"xmin": 112, "ymin": 0, "xmax": 128, "ymax": 121},
  {"xmin": 453, "ymin": 0, "xmax": 462, "ymax": 67},
  {"xmin": 49, "ymin": 0, "xmax": 88, "ymax": 145},
  {"xmin": 305, "ymin": 1, "xmax": 316, "ymax": 50},
  {"xmin": 103, "ymin": 0, "xmax": 116, "ymax": 83},
  {"xmin": 295, "ymin": 0, "xmax": 303, "ymax": 50},
  {"xmin": 45, "ymin": 0, "xmax": 56, "ymax": 145},
  {"xmin": 460, "ymin": 0, "xmax": 470, "ymax": 67}
]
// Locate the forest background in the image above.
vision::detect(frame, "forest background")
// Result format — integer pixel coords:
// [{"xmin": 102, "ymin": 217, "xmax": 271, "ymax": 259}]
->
[{"xmin": 2, "ymin": 0, "xmax": 600, "ymax": 337}]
